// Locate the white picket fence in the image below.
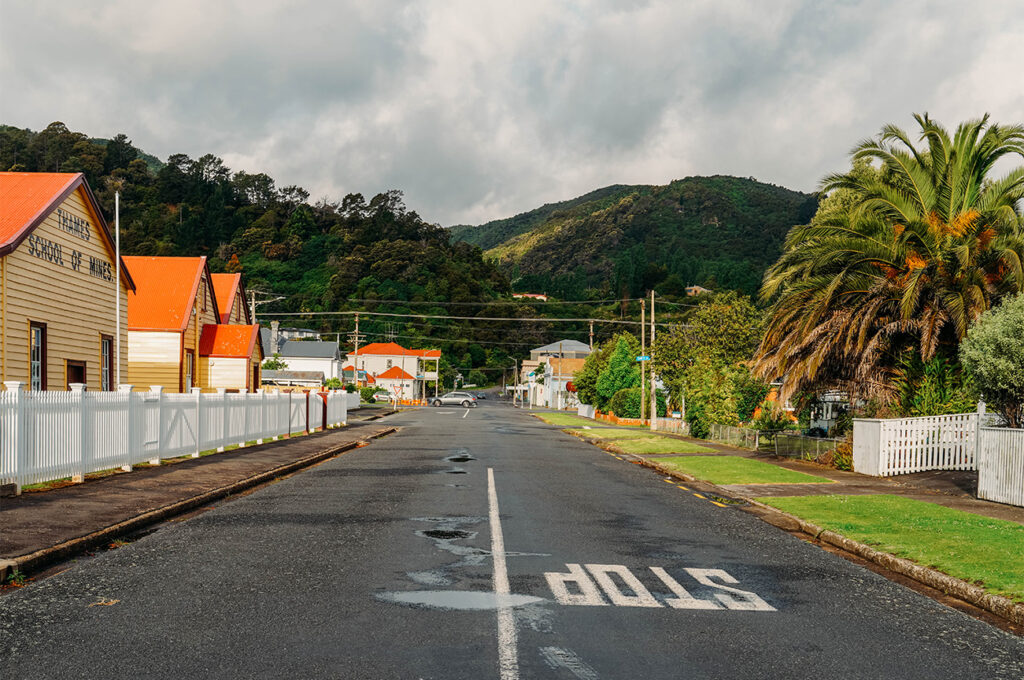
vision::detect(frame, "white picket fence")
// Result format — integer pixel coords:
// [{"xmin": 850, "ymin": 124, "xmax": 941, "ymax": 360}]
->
[
  {"xmin": 0, "ymin": 382, "xmax": 348, "ymax": 492},
  {"xmin": 977, "ymin": 427, "xmax": 1024, "ymax": 507},
  {"xmin": 853, "ymin": 406, "xmax": 1024, "ymax": 507},
  {"xmin": 853, "ymin": 411, "xmax": 981, "ymax": 476}
]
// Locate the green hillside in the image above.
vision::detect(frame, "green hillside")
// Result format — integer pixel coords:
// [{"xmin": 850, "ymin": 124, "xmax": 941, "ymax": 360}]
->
[{"xmin": 452, "ymin": 176, "xmax": 818, "ymax": 298}]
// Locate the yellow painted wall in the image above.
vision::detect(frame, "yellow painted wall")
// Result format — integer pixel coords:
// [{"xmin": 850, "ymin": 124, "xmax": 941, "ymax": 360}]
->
[
  {"xmin": 1, "ymin": 188, "xmax": 129, "ymax": 390},
  {"xmin": 127, "ymin": 330, "xmax": 181, "ymax": 391}
]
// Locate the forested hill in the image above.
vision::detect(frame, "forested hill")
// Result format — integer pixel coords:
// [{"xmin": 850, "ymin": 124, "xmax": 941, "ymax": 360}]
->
[
  {"xmin": 451, "ymin": 176, "xmax": 818, "ymax": 297},
  {"xmin": 0, "ymin": 122, "xmax": 508, "ymax": 313}
]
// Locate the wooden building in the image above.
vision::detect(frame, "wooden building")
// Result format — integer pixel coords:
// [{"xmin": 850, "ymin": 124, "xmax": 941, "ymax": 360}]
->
[
  {"xmin": 210, "ymin": 272, "xmax": 251, "ymax": 325},
  {"xmin": 198, "ymin": 323, "xmax": 263, "ymax": 391},
  {"xmin": 0, "ymin": 172, "xmax": 135, "ymax": 390}
]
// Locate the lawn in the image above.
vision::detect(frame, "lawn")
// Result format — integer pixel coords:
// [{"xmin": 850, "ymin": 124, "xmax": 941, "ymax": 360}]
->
[
  {"xmin": 657, "ymin": 456, "xmax": 833, "ymax": 485},
  {"xmin": 534, "ymin": 412, "xmax": 640, "ymax": 428},
  {"xmin": 566, "ymin": 429, "xmax": 713, "ymax": 454},
  {"xmin": 756, "ymin": 495, "xmax": 1024, "ymax": 602}
]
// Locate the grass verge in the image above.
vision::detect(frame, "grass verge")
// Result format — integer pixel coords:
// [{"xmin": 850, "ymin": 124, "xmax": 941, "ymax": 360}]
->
[
  {"xmin": 657, "ymin": 455, "xmax": 833, "ymax": 485},
  {"xmin": 566, "ymin": 429, "xmax": 713, "ymax": 454},
  {"xmin": 756, "ymin": 495, "xmax": 1024, "ymax": 603},
  {"xmin": 533, "ymin": 412, "xmax": 642, "ymax": 428}
]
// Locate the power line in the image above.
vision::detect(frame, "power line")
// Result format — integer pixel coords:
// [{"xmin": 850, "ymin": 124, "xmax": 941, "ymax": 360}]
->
[
  {"xmin": 341, "ymin": 297, "xmax": 646, "ymax": 306},
  {"xmin": 260, "ymin": 310, "xmax": 676, "ymax": 327}
]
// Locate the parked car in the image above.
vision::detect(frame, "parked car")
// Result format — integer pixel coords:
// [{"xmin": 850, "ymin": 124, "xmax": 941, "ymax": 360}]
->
[{"xmin": 431, "ymin": 391, "xmax": 478, "ymax": 407}]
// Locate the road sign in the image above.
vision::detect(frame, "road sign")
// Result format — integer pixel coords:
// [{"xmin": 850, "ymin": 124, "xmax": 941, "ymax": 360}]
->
[{"xmin": 635, "ymin": 355, "xmax": 650, "ymax": 362}]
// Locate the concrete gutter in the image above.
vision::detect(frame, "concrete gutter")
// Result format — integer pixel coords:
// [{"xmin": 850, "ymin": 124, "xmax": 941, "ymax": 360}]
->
[
  {"xmin": 632, "ymin": 453, "xmax": 1024, "ymax": 627},
  {"xmin": 0, "ymin": 427, "xmax": 397, "ymax": 583}
]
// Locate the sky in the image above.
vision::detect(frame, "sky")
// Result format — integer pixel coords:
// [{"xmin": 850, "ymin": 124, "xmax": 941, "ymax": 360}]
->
[{"xmin": 2, "ymin": 1, "xmax": 1022, "ymax": 226}]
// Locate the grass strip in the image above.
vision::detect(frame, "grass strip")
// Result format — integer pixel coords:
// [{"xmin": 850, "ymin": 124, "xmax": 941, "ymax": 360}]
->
[
  {"xmin": 534, "ymin": 412, "xmax": 642, "ymax": 428},
  {"xmin": 657, "ymin": 455, "xmax": 833, "ymax": 485},
  {"xmin": 756, "ymin": 495, "xmax": 1024, "ymax": 603},
  {"xmin": 566, "ymin": 429, "xmax": 713, "ymax": 454}
]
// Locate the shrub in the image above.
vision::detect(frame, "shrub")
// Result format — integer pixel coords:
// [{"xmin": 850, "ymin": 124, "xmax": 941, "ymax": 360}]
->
[
  {"xmin": 608, "ymin": 388, "xmax": 667, "ymax": 419},
  {"xmin": 468, "ymin": 370, "xmax": 487, "ymax": 386},
  {"xmin": 961, "ymin": 293, "xmax": 1024, "ymax": 427},
  {"xmin": 359, "ymin": 386, "xmax": 378, "ymax": 403}
]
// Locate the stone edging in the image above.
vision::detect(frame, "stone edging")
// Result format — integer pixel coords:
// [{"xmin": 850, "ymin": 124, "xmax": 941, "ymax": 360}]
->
[{"xmin": 0, "ymin": 427, "xmax": 398, "ymax": 583}]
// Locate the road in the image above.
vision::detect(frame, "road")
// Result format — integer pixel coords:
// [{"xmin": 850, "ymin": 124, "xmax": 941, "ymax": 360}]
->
[{"xmin": 1, "ymin": 401, "xmax": 1022, "ymax": 679}]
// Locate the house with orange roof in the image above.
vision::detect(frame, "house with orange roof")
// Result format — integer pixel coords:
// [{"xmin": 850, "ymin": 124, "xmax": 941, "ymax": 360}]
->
[
  {"xmin": 210, "ymin": 272, "xmax": 251, "ymax": 325},
  {"xmin": 343, "ymin": 341, "xmax": 441, "ymax": 400},
  {"xmin": 0, "ymin": 172, "xmax": 135, "ymax": 391},
  {"xmin": 123, "ymin": 256, "xmax": 263, "ymax": 392}
]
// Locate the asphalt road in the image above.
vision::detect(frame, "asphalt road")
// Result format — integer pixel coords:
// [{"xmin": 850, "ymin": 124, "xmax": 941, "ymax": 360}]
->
[{"xmin": 1, "ymin": 401, "xmax": 1022, "ymax": 679}]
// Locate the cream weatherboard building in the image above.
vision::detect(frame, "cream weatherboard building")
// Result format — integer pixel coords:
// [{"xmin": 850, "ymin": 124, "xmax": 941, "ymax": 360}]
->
[{"xmin": 0, "ymin": 172, "xmax": 134, "ymax": 391}]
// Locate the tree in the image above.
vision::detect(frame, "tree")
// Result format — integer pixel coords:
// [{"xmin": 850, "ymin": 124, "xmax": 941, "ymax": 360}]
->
[
  {"xmin": 960, "ymin": 293, "xmax": 1024, "ymax": 427},
  {"xmin": 262, "ymin": 353, "xmax": 288, "ymax": 370},
  {"xmin": 596, "ymin": 336, "xmax": 641, "ymax": 405},
  {"xmin": 756, "ymin": 114, "xmax": 1024, "ymax": 403}
]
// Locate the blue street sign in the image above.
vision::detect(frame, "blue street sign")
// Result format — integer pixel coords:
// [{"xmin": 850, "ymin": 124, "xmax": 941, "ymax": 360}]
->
[{"xmin": 636, "ymin": 355, "xmax": 651, "ymax": 361}]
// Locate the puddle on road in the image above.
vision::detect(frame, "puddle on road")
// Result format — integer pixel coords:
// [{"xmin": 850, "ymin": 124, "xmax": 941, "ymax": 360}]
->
[
  {"xmin": 408, "ymin": 516, "xmax": 489, "ymax": 587},
  {"xmin": 422, "ymin": 529, "xmax": 472, "ymax": 540},
  {"xmin": 377, "ymin": 590, "xmax": 545, "ymax": 610}
]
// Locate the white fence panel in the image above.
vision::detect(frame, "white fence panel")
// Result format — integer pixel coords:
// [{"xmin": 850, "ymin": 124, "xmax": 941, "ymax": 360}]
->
[
  {"xmin": 577, "ymin": 404, "xmax": 596, "ymax": 419},
  {"xmin": 0, "ymin": 383, "xmax": 343, "ymax": 492},
  {"xmin": 978, "ymin": 427, "xmax": 1024, "ymax": 507},
  {"xmin": 854, "ymin": 411, "xmax": 981, "ymax": 477},
  {"xmin": 346, "ymin": 392, "xmax": 360, "ymax": 411}
]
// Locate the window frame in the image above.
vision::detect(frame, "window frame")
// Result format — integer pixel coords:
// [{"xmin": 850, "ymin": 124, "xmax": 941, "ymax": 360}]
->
[
  {"xmin": 100, "ymin": 334, "xmax": 114, "ymax": 391},
  {"xmin": 29, "ymin": 321, "xmax": 47, "ymax": 391}
]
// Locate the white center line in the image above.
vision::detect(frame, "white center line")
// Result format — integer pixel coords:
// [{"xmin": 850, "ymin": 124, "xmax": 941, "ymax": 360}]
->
[
  {"xmin": 463, "ymin": 409, "xmax": 470, "ymax": 418},
  {"xmin": 488, "ymin": 468, "xmax": 519, "ymax": 680}
]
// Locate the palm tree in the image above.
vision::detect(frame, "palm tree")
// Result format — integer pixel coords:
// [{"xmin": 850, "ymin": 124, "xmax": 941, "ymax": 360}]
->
[{"xmin": 755, "ymin": 114, "xmax": 1024, "ymax": 402}]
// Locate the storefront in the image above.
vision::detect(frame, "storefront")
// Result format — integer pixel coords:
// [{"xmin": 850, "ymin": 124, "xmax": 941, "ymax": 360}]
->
[{"xmin": 0, "ymin": 172, "xmax": 134, "ymax": 390}]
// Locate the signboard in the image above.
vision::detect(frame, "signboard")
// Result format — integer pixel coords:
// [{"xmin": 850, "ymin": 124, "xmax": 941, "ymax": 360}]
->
[{"xmin": 635, "ymin": 355, "xmax": 651, "ymax": 362}]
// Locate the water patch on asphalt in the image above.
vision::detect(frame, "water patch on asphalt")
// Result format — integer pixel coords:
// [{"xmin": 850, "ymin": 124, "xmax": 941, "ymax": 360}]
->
[{"xmin": 377, "ymin": 590, "xmax": 545, "ymax": 611}]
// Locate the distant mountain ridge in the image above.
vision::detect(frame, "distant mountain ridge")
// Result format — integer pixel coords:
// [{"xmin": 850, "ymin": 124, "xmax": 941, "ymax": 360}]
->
[{"xmin": 449, "ymin": 175, "xmax": 818, "ymax": 298}]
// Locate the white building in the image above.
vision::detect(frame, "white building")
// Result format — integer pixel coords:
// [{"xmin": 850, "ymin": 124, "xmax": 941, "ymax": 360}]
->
[
  {"xmin": 261, "ymin": 329, "xmax": 342, "ymax": 380},
  {"xmin": 344, "ymin": 342, "xmax": 440, "ymax": 400}
]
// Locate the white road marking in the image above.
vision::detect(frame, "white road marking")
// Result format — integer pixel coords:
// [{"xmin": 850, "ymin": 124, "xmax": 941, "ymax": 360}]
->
[
  {"xmin": 463, "ymin": 409, "xmax": 470, "ymax": 418},
  {"xmin": 649, "ymin": 567, "xmax": 721, "ymax": 609},
  {"xmin": 684, "ymin": 568, "xmax": 776, "ymax": 611},
  {"xmin": 539, "ymin": 647, "xmax": 599, "ymax": 680},
  {"xmin": 544, "ymin": 563, "xmax": 608, "ymax": 606},
  {"xmin": 585, "ymin": 565, "xmax": 661, "ymax": 607},
  {"xmin": 488, "ymin": 468, "xmax": 519, "ymax": 680}
]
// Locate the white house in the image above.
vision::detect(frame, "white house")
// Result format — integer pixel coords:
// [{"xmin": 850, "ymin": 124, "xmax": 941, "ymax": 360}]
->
[
  {"xmin": 344, "ymin": 342, "xmax": 440, "ymax": 400},
  {"xmin": 262, "ymin": 329, "xmax": 342, "ymax": 380}
]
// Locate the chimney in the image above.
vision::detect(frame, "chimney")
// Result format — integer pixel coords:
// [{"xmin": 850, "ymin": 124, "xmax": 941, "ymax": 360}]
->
[{"xmin": 271, "ymin": 320, "xmax": 280, "ymax": 355}]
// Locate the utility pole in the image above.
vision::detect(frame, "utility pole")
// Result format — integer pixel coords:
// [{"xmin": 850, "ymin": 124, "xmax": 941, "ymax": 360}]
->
[
  {"xmin": 248, "ymin": 289, "xmax": 286, "ymax": 325},
  {"xmin": 650, "ymin": 290, "xmax": 657, "ymax": 432},
  {"xmin": 349, "ymin": 314, "xmax": 362, "ymax": 386},
  {"xmin": 589, "ymin": 319, "xmax": 594, "ymax": 350},
  {"xmin": 640, "ymin": 298, "xmax": 646, "ymax": 422}
]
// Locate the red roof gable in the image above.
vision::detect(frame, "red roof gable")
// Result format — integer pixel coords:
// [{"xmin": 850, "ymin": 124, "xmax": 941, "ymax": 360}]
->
[
  {"xmin": 199, "ymin": 324, "xmax": 261, "ymax": 358},
  {"xmin": 351, "ymin": 342, "xmax": 441, "ymax": 358},
  {"xmin": 376, "ymin": 366, "xmax": 416, "ymax": 381},
  {"xmin": 124, "ymin": 256, "xmax": 213, "ymax": 331},
  {"xmin": 0, "ymin": 172, "xmax": 135, "ymax": 289},
  {"xmin": 210, "ymin": 273, "xmax": 243, "ymax": 324}
]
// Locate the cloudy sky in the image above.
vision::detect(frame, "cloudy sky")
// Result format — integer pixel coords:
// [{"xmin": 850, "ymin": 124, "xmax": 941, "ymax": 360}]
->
[{"xmin": 2, "ymin": 1, "xmax": 1022, "ymax": 225}]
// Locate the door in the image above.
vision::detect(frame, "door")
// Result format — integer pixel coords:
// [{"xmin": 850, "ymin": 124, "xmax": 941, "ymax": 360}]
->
[{"xmin": 66, "ymin": 360, "xmax": 86, "ymax": 390}]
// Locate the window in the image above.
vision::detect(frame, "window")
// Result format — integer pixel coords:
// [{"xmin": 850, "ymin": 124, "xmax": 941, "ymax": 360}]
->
[
  {"xmin": 386, "ymin": 359, "xmax": 393, "ymax": 369},
  {"xmin": 66, "ymin": 360, "xmax": 86, "ymax": 390},
  {"xmin": 184, "ymin": 350, "xmax": 195, "ymax": 390},
  {"xmin": 101, "ymin": 335, "xmax": 113, "ymax": 391},
  {"xmin": 29, "ymin": 322, "xmax": 46, "ymax": 390}
]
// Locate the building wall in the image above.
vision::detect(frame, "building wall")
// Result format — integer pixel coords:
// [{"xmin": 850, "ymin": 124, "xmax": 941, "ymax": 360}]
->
[
  {"xmin": 1, "ymin": 188, "xmax": 129, "ymax": 390},
  {"xmin": 127, "ymin": 331, "xmax": 181, "ymax": 390},
  {"xmin": 279, "ymin": 356, "xmax": 338, "ymax": 379},
  {"xmin": 202, "ymin": 356, "xmax": 248, "ymax": 390},
  {"xmin": 179, "ymin": 273, "xmax": 220, "ymax": 392}
]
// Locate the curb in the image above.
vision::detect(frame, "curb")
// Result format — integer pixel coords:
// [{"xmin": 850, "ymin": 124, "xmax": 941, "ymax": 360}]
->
[
  {"xmin": 0, "ymin": 427, "xmax": 398, "ymax": 583},
  {"xmin": 634, "ymin": 455, "xmax": 1024, "ymax": 627}
]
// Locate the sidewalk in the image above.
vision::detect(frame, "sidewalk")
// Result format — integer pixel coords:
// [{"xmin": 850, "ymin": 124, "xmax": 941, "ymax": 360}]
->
[{"xmin": 0, "ymin": 419, "xmax": 396, "ymax": 579}]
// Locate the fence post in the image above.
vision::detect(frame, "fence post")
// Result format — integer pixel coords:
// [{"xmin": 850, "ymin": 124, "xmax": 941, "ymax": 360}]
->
[
  {"xmin": 974, "ymin": 400, "xmax": 986, "ymax": 470},
  {"xmin": 304, "ymin": 390, "xmax": 310, "ymax": 435},
  {"xmin": 71, "ymin": 383, "xmax": 87, "ymax": 483},
  {"xmin": 4, "ymin": 382, "xmax": 26, "ymax": 495},
  {"xmin": 215, "ymin": 387, "xmax": 228, "ymax": 452},
  {"xmin": 191, "ymin": 387, "xmax": 203, "ymax": 457},
  {"xmin": 118, "ymin": 384, "xmax": 134, "ymax": 471},
  {"xmin": 148, "ymin": 386, "xmax": 163, "ymax": 466},
  {"xmin": 256, "ymin": 389, "xmax": 265, "ymax": 445},
  {"xmin": 241, "ymin": 388, "xmax": 251, "ymax": 447}
]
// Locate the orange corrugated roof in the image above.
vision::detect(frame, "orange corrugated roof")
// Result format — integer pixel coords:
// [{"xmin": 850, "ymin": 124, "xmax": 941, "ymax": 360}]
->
[
  {"xmin": 351, "ymin": 342, "xmax": 441, "ymax": 358},
  {"xmin": 210, "ymin": 273, "xmax": 241, "ymax": 324},
  {"xmin": 0, "ymin": 172, "xmax": 81, "ymax": 249},
  {"xmin": 199, "ymin": 324, "xmax": 260, "ymax": 358},
  {"xmin": 124, "ymin": 256, "xmax": 208, "ymax": 331},
  {"xmin": 376, "ymin": 366, "xmax": 416, "ymax": 380}
]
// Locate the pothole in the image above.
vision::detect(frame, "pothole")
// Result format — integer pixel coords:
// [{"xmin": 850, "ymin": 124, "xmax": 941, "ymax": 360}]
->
[
  {"xmin": 421, "ymin": 529, "xmax": 472, "ymax": 540},
  {"xmin": 445, "ymin": 469, "xmax": 468, "ymax": 474},
  {"xmin": 446, "ymin": 455, "xmax": 475, "ymax": 463}
]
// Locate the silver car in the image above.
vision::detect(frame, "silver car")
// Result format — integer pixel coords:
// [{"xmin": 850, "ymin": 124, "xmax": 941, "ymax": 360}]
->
[{"xmin": 431, "ymin": 391, "xmax": 478, "ymax": 407}]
